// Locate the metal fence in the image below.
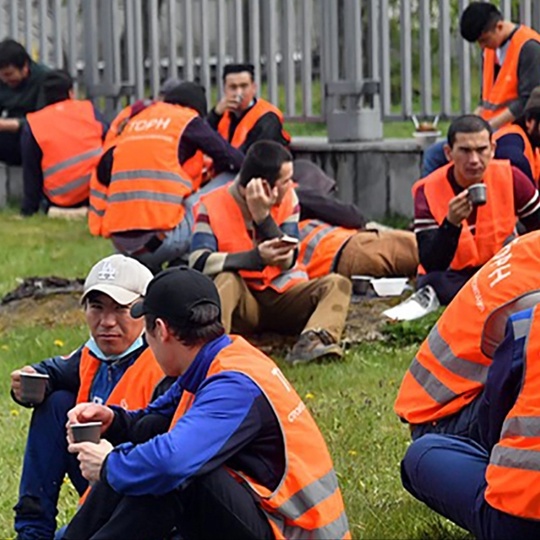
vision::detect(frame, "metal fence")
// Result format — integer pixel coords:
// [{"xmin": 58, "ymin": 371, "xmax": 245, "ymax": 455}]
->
[{"xmin": 0, "ymin": 0, "xmax": 539, "ymax": 124}]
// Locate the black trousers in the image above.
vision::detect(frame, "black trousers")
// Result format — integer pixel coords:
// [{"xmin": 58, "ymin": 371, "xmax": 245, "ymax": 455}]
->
[
  {"xmin": 0, "ymin": 131, "xmax": 22, "ymax": 165},
  {"xmin": 63, "ymin": 467, "xmax": 274, "ymax": 540}
]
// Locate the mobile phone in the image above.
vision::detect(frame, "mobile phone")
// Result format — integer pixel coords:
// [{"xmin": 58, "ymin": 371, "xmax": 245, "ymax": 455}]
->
[{"xmin": 277, "ymin": 235, "xmax": 299, "ymax": 247}]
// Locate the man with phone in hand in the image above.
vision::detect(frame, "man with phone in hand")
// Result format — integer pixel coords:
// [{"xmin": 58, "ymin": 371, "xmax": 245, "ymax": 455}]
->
[{"xmin": 190, "ymin": 140, "xmax": 351, "ymax": 365}]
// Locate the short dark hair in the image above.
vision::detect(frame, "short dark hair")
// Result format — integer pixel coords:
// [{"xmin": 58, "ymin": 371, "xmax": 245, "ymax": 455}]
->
[
  {"xmin": 222, "ymin": 63, "xmax": 255, "ymax": 82},
  {"xmin": 42, "ymin": 69, "xmax": 73, "ymax": 105},
  {"xmin": 164, "ymin": 81, "xmax": 208, "ymax": 117},
  {"xmin": 460, "ymin": 2, "xmax": 503, "ymax": 43},
  {"xmin": 239, "ymin": 141, "xmax": 293, "ymax": 187},
  {"xmin": 145, "ymin": 303, "xmax": 224, "ymax": 347},
  {"xmin": 0, "ymin": 38, "xmax": 31, "ymax": 69},
  {"xmin": 447, "ymin": 115, "xmax": 492, "ymax": 147}
]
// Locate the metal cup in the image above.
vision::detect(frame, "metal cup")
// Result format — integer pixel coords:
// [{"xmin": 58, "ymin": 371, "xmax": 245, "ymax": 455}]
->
[
  {"xmin": 19, "ymin": 372, "xmax": 49, "ymax": 404},
  {"xmin": 70, "ymin": 422, "xmax": 102, "ymax": 444},
  {"xmin": 468, "ymin": 183, "xmax": 487, "ymax": 206}
]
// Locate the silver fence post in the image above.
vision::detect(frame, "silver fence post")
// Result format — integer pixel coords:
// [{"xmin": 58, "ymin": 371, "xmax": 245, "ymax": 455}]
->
[{"xmin": 325, "ymin": 0, "xmax": 383, "ymax": 142}]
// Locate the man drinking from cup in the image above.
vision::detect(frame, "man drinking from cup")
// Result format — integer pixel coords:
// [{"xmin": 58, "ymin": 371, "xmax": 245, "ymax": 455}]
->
[
  {"xmin": 412, "ymin": 114, "xmax": 540, "ymax": 305},
  {"xmin": 10, "ymin": 255, "xmax": 173, "ymax": 540}
]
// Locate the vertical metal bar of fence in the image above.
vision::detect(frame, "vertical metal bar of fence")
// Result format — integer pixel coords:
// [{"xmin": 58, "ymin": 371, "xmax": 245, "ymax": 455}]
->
[
  {"xmin": 99, "ymin": 0, "xmax": 117, "ymax": 115},
  {"xmin": 439, "ymin": 0, "xmax": 451, "ymax": 117},
  {"xmin": 344, "ymin": 0, "xmax": 362, "ymax": 116},
  {"xmin": 148, "ymin": 0, "xmax": 160, "ymax": 97},
  {"xmin": 183, "ymin": 0, "xmax": 194, "ymax": 81},
  {"xmin": 233, "ymin": 0, "xmax": 244, "ymax": 62},
  {"xmin": 533, "ymin": 2, "xmax": 540, "ymax": 34},
  {"xmin": 133, "ymin": 0, "xmax": 145, "ymax": 97},
  {"xmin": 24, "ymin": 0, "xmax": 32, "ymax": 57},
  {"xmin": 300, "ymin": 0, "xmax": 313, "ymax": 119},
  {"xmin": 283, "ymin": 0, "xmax": 296, "ymax": 116},
  {"xmin": 9, "ymin": 0, "xmax": 17, "ymax": 39},
  {"xmin": 53, "ymin": 0, "xmax": 62, "ymax": 67},
  {"xmin": 369, "ymin": 0, "xmax": 381, "ymax": 117},
  {"xmin": 419, "ymin": 0, "xmax": 432, "ymax": 117},
  {"xmin": 379, "ymin": 0, "xmax": 391, "ymax": 118},
  {"xmin": 39, "ymin": 0, "xmax": 48, "ymax": 64},
  {"xmin": 216, "ymin": 0, "xmax": 227, "ymax": 96},
  {"xmin": 249, "ymin": 0, "xmax": 261, "ymax": 91},
  {"xmin": 400, "ymin": 0, "xmax": 412, "ymax": 118},
  {"xmin": 67, "ymin": 0, "xmax": 78, "ymax": 90},
  {"xmin": 124, "ymin": 0, "xmax": 136, "ymax": 97},
  {"xmin": 167, "ymin": 0, "xmax": 178, "ymax": 78},
  {"xmin": 82, "ymin": 0, "xmax": 98, "ymax": 99},
  {"xmin": 264, "ymin": 0, "xmax": 278, "ymax": 105},
  {"xmin": 499, "ymin": 0, "xmax": 512, "ymax": 20},
  {"xmin": 199, "ymin": 0, "xmax": 211, "ymax": 98},
  {"xmin": 458, "ymin": 0, "xmax": 471, "ymax": 115},
  {"xmin": 520, "ymin": 0, "xmax": 532, "ymax": 26}
]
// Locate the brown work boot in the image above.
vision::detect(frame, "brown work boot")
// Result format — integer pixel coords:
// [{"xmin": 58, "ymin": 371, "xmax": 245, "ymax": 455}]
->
[{"xmin": 285, "ymin": 329, "xmax": 344, "ymax": 365}]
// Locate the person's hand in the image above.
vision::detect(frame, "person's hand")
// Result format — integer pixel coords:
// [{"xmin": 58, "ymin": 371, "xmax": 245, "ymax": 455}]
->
[
  {"xmin": 0, "ymin": 118, "xmax": 20, "ymax": 132},
  {"xmin": 10, "ymin": 366, "xmax": 37, "ymax": 402},
  {"xmin": 66, "ymin": 403, "xmax": 114, "ymax": 441},
  {"xmin": 245, "ymin": 178, "xmax": 277, "ymax": 223},
  {"xmin": 258, "ymin": 238, "xmax": 296, "ymax": 267},
  {"xmin": 68, "ymin": 439, "xmax": 114, "ymax": 484},
  {"xmin": 214, "ymin": 93, "xmax": 243, "ymax": 115},
  {"xmin": 447, "ymin": 191, "xmax": 473, "ymax": 226}
]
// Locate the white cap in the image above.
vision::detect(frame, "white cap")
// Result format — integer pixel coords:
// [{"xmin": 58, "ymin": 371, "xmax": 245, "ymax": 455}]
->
[{"xmin": 81, "ymin": 255, "xmax": 153, "ymax": 306}]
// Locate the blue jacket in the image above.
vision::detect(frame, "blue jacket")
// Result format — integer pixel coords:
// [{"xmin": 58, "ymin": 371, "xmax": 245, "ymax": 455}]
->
[{"xmin": 102, "ymin": 334, "xmax": 285, "ymax": 496}]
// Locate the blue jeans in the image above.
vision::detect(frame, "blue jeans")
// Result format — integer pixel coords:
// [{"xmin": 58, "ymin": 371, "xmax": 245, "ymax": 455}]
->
[
  {"xmin": 401, "ymin": 434, "xmax": 540, "ymax": 540},
  {"xmin": 185, "ymin": 171, "xmax": 235, "ymax": 209},
  {"xmin": 421, "ymin": 140, "xmax": 448, "ymax": 177},
  {"xmin": 14, "ymin": 390, "xmax": 88, "ymax": 540}
]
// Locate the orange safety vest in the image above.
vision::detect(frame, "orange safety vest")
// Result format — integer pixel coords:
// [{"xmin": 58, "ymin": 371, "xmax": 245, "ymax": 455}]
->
[
  {"xmin": 482, "ymin": 26, "xmax": 540, "ymax": 123},
  {"xmin": 100, "ymin": 102, "xmax": 197, "ymax": 237},
  {"xmin": 494, "ymin": 123, "xmax": 540, "ymax": 185},
  {"xmin": 200, "ymin": 184, "xmax": 308, "ymax": 292},
  {"xmin": 217, "ymin": 98, "xmax": 291, "ymax": 148},
  {"xmin": 170, "ymin": 336, "xmax": 350, "ymax": 539},
  {"xmin": 394, "ymin": 231, "xmax": 540, "ymax": 425},
  {"xmin": 413, "ymin": 161, "xmax": 516, "ymax": 274},
  {"xmin": 183, "ymin": 149, "xmax": 204, "ymax": 191},
  {"xmin": 485, "ymin": 306, "xmax": 540, "ymax": 519},
  {"xmin": 27, "ymin": 99, "xmax": 103, "ymax": 207},
  {"xmin": 298, "ymin": 220, "xmax": 356, "ymax": 278},
  {"xmin": 76, "ymin": 345, "xmax": 165, "ymax": 409}
]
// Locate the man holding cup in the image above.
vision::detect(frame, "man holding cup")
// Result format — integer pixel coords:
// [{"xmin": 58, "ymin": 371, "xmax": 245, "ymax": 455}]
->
[
  {"xmin": 412, "ymin": 114, "xmax": 540, "ymax": 305},
  {"xmin": 10, "ymin": 254, "xmax": 172, "ymax": 540}
]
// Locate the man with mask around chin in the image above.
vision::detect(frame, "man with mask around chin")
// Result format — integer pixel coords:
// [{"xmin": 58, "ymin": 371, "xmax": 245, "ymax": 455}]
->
[
  {"xmin": 493, "ymin": 86, "xmax": 540, "ymax": 186},
  {"xmin": 10, "ymin": 254, "xmax": 174, "ymax": 540}
]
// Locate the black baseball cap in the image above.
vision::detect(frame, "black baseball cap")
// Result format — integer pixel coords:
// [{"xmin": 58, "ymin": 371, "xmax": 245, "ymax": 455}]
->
[{"xmin": 130, "ymin": 266, "xmax": 221, "ymax": 322}]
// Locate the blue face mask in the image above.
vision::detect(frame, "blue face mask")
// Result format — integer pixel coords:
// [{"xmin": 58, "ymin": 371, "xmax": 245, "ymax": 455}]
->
[{"xmin": 85, "ymin": 334, "xmax": 145, "ymax": 361}]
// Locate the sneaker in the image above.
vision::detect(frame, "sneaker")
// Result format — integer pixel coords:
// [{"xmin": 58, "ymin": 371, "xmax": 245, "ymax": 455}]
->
[
  {"xmin": 285, "ymin": 330, "xmax": 344, "ymax": 365},
  {"xmin": 382, "ymin": 285, "xmax": 440, "ymax": 321}
]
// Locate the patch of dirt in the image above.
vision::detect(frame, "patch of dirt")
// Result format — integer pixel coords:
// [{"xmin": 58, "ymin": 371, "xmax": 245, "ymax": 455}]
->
[{"xmin": 0, "ymin": 279, "xmax": 402, "ymax": 353}]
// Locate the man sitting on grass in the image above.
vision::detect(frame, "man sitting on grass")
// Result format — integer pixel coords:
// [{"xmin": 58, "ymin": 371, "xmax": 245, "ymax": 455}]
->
[
  {"xmin": 62, "ymin": 266, "xmax": 350, "ymax": 540},
  {"xmin": 11, "ymin": 254, "xmax": 173, "ymax": 540}
]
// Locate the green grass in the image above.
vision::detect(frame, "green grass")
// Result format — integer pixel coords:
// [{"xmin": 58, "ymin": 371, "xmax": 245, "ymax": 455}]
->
[{"xmin": 0, "ymin": 211, "xmax": 472, "ymax": 539}]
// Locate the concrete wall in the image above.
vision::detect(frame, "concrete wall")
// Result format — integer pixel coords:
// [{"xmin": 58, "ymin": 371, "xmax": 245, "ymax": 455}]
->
[
  {"xmin": 0, "ymin": 138, "xmax": 425, "ymax": 218},
  {"xmin": 291, "ymin": 137, "xmax": 424, "ymax": 219}
]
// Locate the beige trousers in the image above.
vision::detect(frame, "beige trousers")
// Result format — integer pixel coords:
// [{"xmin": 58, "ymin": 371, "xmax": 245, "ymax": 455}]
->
[
  {"xmin": 336, "ymin": 230, "xmax": 418, "ymax": 278},
  {"xmin": 214, "ymin": 272, "xmax": 352, "ymax": 342}
]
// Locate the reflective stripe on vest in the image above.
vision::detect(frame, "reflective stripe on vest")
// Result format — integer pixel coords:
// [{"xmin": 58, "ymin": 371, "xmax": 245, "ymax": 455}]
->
[
  {"xmin": 110, "ymin": 169, "xmax": 192, "ymax": 190},
  {"xmin": 266, "ymin": 509, "xmax": 350, "ymax": 540},
  {"xmin": 395, "ymin": 233, "xmax": 540, "ymax": 425},
  {"xmin": 301, "ymin": 223, "xmax": 333, "ymax": 267},
  {"xmin": 43, "ymin": 147, "xmax": 102, "ymax": 178},
  {"xmin": 47, "ymin": 173, "xmax": 92, "ymax": 197}
]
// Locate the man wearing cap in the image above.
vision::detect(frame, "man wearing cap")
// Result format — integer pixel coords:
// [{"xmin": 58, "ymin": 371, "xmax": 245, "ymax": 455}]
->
[
  {"xmin": 190, "ymin": 140, "xmax": 351, "ymax": 364},
  {"xmin": 10, "ymin": 255, "xmax": 172, "ymax": 540},
  {"xmin": 493, "ymin": 86, "xmax": 540, "ymax": 185},
  {"xmin": 62, "ymin": 266, "xmax": 350, "ymax": 540},
  {"xmin": 90, "ymin": 82, "xmax": 244, "ymax": 272},
  {"xmin": 20, "ymin": 69, "xmax": 108, "ymax": 217}
]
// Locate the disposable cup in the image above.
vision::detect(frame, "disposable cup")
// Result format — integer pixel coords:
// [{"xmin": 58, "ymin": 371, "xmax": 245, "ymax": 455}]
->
[
  {"xmin": 71, "ymin": 421, "xmax": 102, "ymax": 444},
  {"xmin": 19, "ymin": 372, "xmax": 49, "ymax": 404}
]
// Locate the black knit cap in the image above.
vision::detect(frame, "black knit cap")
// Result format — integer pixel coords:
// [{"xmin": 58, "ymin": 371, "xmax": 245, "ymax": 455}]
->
[
  {"xmin": 460, "ymin": 2, "xmax": 502, "ymax": 43},
  {"xmin": 222, "ymin": 63, "xmax": 255, "ymax": 80},
  {"xmin": 130, "ymin": 266, "xmax": 221, "ymax": 323},
  {"xmin": 163, "ymin": 81, "xmax": 208, "ymax": 117}
]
